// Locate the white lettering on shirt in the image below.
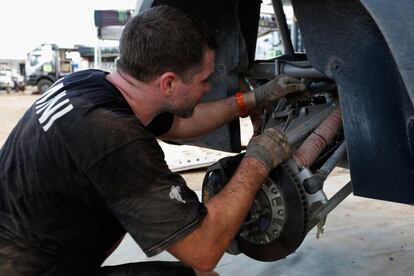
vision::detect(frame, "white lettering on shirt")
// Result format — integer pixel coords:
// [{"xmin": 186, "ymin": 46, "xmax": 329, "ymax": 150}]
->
[
  {"xmin": 169, "ymin": 185, "xmax": 186, "ymax": 204},
  {"xmin": 35, "ymin": 82, "xmax": 74, "ymax": 132}
]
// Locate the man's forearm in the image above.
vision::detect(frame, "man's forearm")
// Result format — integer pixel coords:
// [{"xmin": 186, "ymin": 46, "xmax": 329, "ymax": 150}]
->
[
  {"xmin": 168, "ymin": 157, "xmax": 267, "ymax": 271},
  {"xmin": 161, "ymin": 75, "xmax": 305, "ymax": 140},
  {"xmin": 162, "ymin": 92, "xmax": 256, "ymax": 140}
]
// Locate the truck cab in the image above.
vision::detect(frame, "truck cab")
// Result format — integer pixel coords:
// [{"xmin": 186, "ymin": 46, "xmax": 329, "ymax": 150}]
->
[{"xmin": 26, "ymin": 44, "xmax": 80, "ymax": 93}]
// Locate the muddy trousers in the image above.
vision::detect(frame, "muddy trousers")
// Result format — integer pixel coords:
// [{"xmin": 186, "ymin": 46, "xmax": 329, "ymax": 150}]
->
[{"xmin": 97, "ymin": 261, "xmax": 196, "ymax": 276}]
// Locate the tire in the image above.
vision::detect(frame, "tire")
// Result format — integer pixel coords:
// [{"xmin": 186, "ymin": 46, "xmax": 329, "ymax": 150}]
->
[{"xmin": 37, "ymin": 79, "xmax": 53, "ymax": 94}]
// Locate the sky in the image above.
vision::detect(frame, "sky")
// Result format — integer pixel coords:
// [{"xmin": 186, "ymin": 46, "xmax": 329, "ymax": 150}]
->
[{"xmin": 0, "ymin": 0, "xmax": 137, "ymax": 59}]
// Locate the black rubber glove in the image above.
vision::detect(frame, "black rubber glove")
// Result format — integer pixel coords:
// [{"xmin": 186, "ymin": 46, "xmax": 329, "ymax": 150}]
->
[
  {"xmin": 245, "ymin": 128, "xmax": 292, "ymax": 173},
  {"xmin": 253, "ymin": 75, "xmax": 306, "ymax": 107}
]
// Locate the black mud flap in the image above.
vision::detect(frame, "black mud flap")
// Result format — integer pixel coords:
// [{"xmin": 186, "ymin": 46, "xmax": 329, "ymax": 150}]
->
[{"xmin": 292, "ymin": 0, "xmax": 414, "ymax": 204}]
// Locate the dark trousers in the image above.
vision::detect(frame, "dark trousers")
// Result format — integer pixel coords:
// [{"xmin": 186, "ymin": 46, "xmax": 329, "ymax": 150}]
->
[{"xmin": 97, "ymin": 261, "xmax": 196, "ymax": 276}]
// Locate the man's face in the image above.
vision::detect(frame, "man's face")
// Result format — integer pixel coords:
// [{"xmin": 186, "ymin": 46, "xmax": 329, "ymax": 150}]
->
[{"xmin": 170, "ymin": 50, "xmax": 215, "ymax": 118}]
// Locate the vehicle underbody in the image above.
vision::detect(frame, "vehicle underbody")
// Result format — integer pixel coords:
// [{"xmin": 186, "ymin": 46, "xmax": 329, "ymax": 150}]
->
[{"xmin": 138, "ymin": 0, "xmax": 414, "ymax": 262}]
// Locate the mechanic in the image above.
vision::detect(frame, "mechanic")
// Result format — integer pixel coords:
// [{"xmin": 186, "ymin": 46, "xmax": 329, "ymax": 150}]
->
[{"xmin": 0, "ymin": 6, "xmax": 305, "ymax": 276}]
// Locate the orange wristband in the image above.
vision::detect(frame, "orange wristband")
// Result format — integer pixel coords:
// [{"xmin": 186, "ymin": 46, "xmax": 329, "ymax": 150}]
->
[{"xmin": 235, "ymin": 92, "xmax": 248, "ymax": 118}]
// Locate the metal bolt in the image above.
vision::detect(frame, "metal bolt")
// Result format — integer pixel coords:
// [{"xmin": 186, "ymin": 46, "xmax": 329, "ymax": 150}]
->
[
  {"xmin": 251, "ymin": 213, "xmax": 260, "ymax": 220},
  {"xmin": 300, "ymin": 107, "xmax": 309, "ymax": 115},
  {"xmin": 330, "ymin": 59, "xmax": 343, "ymax": 74}
]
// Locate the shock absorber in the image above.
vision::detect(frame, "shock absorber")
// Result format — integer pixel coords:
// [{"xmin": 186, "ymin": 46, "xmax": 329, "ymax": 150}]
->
[{"xmin": 293, "ymin": 107, "xmax": 343, "ymax": 168}]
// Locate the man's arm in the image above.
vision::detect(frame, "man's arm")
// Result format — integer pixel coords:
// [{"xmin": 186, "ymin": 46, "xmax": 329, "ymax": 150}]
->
[
  {"xmin": 167, "ymin": 128, "xmax": 291, "ymax": 271},
  {"xmin": 168, "ymin": 157, "xmax": 267, "ymax": 271},
  {"xmin": 161, "ymin": 75, "xmax": 305, "ymax": 140},
  {"xmin": 161, "ymin": 92, "xmax": 255, "ymax": 140}
]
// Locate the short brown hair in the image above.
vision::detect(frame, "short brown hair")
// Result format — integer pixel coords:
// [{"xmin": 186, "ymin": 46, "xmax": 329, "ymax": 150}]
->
[{"xmin": 117, "ymin": 6, "xmax": 217, "ymax": 83}]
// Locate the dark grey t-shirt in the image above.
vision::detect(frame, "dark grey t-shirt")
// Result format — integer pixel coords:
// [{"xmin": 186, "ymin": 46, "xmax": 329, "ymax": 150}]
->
[{"xmin": 0, "ymin": 69, "xmax": 206, "ymax": 275}]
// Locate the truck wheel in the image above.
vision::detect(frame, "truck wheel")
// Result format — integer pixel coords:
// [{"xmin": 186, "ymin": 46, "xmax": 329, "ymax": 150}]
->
[{"xmin": 37, "ymin": 79, "xmax": 53, "ymax": 94}]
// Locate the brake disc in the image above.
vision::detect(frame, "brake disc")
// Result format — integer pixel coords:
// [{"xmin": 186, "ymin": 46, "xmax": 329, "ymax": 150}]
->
[
  {"xmin": 202, "ymin": 156, "xmax": 308, "ymax": 262},
  {"xmin": 237, "ymin": 161, "xmax": 308, "ymax": 261}
]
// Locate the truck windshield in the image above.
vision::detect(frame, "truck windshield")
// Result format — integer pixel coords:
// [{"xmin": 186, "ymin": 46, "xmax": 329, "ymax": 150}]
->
[{"xmin": 29, "ymin": 55, "xmax": 41, "ymax": 66}]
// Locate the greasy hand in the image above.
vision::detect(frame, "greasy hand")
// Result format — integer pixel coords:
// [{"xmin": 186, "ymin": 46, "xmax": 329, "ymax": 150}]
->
[
  {"xmin": 244, "ymin": 128, "xmax": 292, "ymax": 173},
  {"xmin": 253, "ymin": 75, "xmax": 306, "ymax": 107}
]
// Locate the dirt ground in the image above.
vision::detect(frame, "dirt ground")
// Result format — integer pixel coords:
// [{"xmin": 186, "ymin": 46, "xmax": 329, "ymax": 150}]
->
[{"xmin": 0, "ymin": 91, "xmax": 39, "ymax": 145}]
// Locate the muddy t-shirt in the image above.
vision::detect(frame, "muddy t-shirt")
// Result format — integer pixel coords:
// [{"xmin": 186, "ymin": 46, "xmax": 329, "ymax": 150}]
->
[{"xmin": 0, "ymin": 69, "xmax": 207, "ymax": 275}]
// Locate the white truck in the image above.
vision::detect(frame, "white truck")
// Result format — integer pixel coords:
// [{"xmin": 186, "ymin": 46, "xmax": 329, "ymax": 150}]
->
[{"xmin": 25, "ymin": 44, "xmax": 81, "ymax": 93}]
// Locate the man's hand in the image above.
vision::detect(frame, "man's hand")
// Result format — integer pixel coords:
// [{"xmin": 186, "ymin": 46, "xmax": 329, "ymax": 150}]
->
[
  {"xmin": 244, "ymin": 128, "xmax": 291, "ymax": 173},
  {"xmin": 253, "ymin": 75, "xmax": 306, "ymax": 107}
]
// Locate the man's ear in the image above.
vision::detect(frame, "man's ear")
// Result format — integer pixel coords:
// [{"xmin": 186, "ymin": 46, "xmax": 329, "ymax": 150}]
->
[{"xmin": 159, "ymin": 72, "xmax": 178, "ymax": 96}]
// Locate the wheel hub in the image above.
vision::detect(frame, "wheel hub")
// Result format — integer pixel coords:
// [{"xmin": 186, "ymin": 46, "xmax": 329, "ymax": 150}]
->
[
  {"xmin": 202, "ymin": 156, "xmax": 310, "ymax": 261},
  {"xmin": 239, "ymin": 178, "xmax": 286, "ymax": 245}
]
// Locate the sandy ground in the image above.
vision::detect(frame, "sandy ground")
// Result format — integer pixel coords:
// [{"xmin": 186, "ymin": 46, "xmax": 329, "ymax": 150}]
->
[
  {"xmin": 1, "ymin": 91, "xmax": 413, "ymax": 275},
  {"xmin": 0, "ymin": 91, "xmax": 38, "ymax": 145}
]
